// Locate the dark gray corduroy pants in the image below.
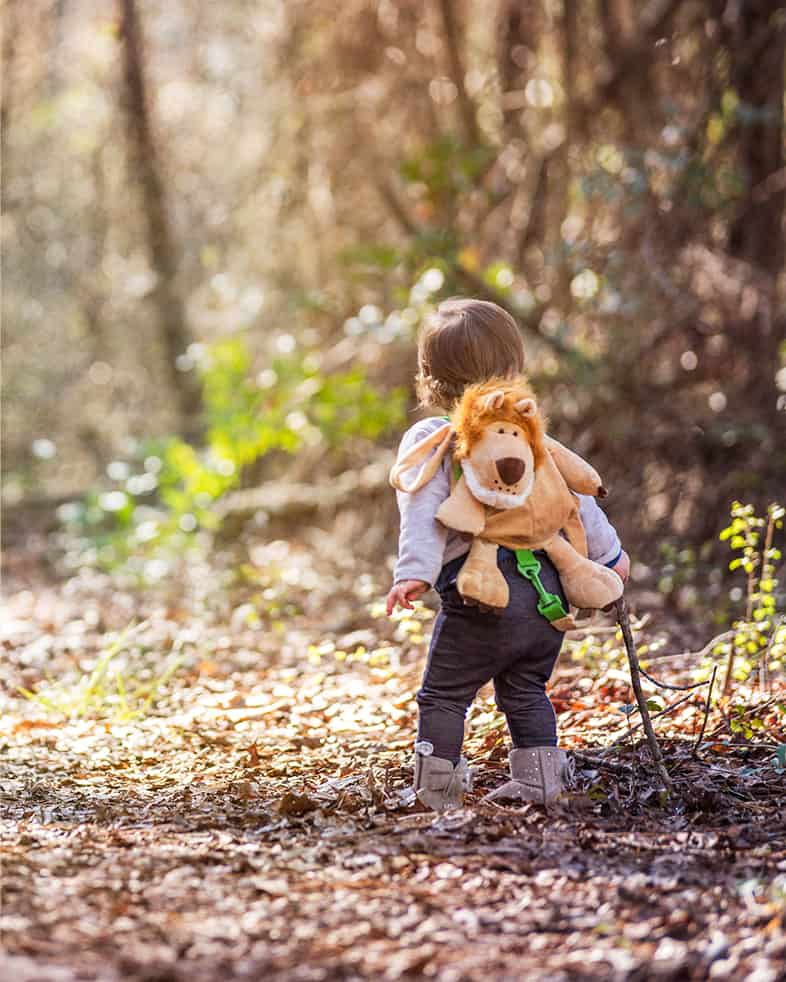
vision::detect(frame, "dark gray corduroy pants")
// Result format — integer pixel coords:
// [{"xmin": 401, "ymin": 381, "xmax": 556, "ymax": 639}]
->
[{"xmin": 417, "ymin": 547, "xmax": 566, "ymax": 763}]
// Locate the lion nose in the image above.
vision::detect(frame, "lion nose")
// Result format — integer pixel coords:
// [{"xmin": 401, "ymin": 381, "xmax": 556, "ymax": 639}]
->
[{"xmin": 496, "ymin": 457, "xmax": 525, "ymax": 485}]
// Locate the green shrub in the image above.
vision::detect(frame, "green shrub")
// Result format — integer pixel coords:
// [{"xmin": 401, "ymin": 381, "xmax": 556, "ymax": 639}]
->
[
  {"xmin": 712, "ymin": 502, "xmax": 785, "ymax": 691},
  {"xmin": 59, "ymin": 337, "xmax": 406, "ymax": 577}
]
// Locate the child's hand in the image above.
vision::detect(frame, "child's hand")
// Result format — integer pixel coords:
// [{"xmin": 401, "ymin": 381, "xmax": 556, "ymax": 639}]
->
[
  {"xmin": 386, "ymin": 580, "xmax": 429, "ymax": 615},
  {"xmin": 610, "ymin": 550, "xmax": 630, "ymax": 584}
]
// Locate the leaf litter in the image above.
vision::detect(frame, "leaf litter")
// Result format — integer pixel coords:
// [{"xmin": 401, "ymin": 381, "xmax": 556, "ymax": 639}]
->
[{"xmin": 1, "ymin": 536, "xmax": 785, "ymax": 981}]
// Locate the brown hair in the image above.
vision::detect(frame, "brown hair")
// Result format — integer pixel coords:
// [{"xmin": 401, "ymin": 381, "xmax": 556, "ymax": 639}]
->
[{"xmin": 415, "ymin": 298, "xmax": 526, "ymax": 408}]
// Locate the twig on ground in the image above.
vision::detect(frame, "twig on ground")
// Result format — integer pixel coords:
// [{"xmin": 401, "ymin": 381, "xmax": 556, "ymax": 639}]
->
[
  {"xmin": 604, "ymin": 692, "xmax": 697, "ymax": 751},
  {"xmin": 693, "ymin": 664, "xmax": 718, "ymax": 754},
  {"xmin": 707, "ymin": 740, "xmax": 784, "ymax": 752},
  {"xmin": 565, "ymin": 613, "xmax": 651, "ymax": 638},
  {"xmin": 572, "ymin": 752, "xmax": 632, "ymax": 775},
  {"xmin": 638, "ymin": 667, "xmax": 709, "ymax": 692},
  {"xmin": 625, "ymin": 629, "xmax": 736, "ymax": 665}
]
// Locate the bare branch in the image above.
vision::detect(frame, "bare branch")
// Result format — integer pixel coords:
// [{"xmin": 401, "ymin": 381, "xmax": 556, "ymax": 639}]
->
[
  {"xmin": 373, "ymin": 175, "xmax": 419, "ymax": 237},
  {"xmin": 693, "ymin": 665, "xmax": 718, "ymax": 753},
  {"xmin": 119, "ymin": 0, "xmax": 201, "ymax": 429},
  {"xmin": 371, "ymin": 168, "xmax": 593, "ymax": 368},
  {"xmin": 435, "ymin": 0, "xmax": 481, "ymax": 146},
  {"xmin": 581, "ymin": 0, "xmax": 684, "ymax": 114}
]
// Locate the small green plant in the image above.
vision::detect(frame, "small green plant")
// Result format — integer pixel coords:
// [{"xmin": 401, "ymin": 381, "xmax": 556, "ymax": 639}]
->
[
  {"xmin": 715, "ymin": 501, "xmax": 785, "ymax": 694},
  {"xmin": 399, "ymin": 134, "xmax": 496, "ymax": 210},
  {"xmin": 19, "ymin": 622, "xmax": 184, "ymax": 722},
  {"xmin": 59, "ymin": 336, "xmax": 406, "ymax": 576}
]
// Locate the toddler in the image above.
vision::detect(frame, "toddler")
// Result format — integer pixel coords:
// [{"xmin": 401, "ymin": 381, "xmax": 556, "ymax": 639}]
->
[{"xmin": 386, "ymin": 298, "xmax": 629, "ymax": 809}]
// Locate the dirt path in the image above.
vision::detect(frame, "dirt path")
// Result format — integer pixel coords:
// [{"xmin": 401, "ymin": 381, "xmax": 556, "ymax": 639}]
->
[{"xmin": 1, "ymin": 552, "xmax": 784, "ymax": 981}]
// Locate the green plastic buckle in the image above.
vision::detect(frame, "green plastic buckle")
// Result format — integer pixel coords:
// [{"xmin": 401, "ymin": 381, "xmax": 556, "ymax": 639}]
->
[{"xmin": 515, "ymin": 549, "xmax": 568, "ymax": 623}]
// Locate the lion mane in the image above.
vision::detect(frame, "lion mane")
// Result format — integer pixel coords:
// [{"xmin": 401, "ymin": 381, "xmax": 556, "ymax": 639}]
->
[{"xmin": 451, "ymin": 377, "xmax": 547, "ymax": 468}]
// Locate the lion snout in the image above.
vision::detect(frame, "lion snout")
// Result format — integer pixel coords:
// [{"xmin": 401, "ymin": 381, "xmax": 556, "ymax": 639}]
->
[{"xmin": 495, "ymin": 457, "xmax": 526, "ymax": 486}]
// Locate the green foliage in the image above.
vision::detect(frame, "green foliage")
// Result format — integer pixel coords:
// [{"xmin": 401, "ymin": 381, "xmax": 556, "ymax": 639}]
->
[
  {"xmin": 713, "ymin": 501, "xmax": 785, "ymax": 687},
  {"xmin": 399, "ymin": 135, "xmax": 495, "ymax": 202},
  {"xmin": 728, "ymin": 703, "xmax": 767, "ymax": 740},
  {"xmin": 339, "ymin": 242, "xmax": 402, "ymax": 275},
  {"xmin": 59, "ymin": 337, "xmax": 406, "ymax": 576},
  {"xmin": 20, "ymin": 622, "xmax": 184, "ymax": 722},
  {"xmin": 340, "ymin": 136, "xmax": 496, "ymax": 283}
]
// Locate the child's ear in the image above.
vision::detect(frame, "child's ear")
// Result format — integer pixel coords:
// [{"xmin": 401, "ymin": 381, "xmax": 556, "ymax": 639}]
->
[
  {"xmin": 514, "ymin": 397, "xmax": 537, "ymax": 417},
  {"xmin": 481, "ymin": 390, "xmax": 506, "ymax": 412}
]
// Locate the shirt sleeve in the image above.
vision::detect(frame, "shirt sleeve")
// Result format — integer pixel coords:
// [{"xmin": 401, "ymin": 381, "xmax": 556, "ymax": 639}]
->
[
  {"xmin": 393, "ymin": 419, "xmax": 451, "ymax": 587},
  {"xmin": 578, "ymin": 494, "xmax": 622, "ymax": 566}
]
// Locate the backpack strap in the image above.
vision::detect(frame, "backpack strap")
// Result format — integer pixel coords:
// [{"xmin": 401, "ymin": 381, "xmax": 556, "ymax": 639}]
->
[{"xmin": 514, "ymin": 549, "xmax": 569, "ymax": 623}]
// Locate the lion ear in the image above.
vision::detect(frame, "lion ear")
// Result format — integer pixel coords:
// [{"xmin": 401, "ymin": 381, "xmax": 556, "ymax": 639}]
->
[
  {"xmin": 482, "ymin": 390, "xmax": 506, "ymax": 412},
  {"xmin": 389, "ymin": 422, "xmax": 455, "ymax": 493},
  {"xmin": 514, "ymin": 397, "xmax": 537, "ymax": 417}
]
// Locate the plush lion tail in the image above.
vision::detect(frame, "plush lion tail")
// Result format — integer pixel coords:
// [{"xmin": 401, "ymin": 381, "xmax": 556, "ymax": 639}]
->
[{"xmin": 389, "ymin": 422, "xmax": 454, "ymax": 493}]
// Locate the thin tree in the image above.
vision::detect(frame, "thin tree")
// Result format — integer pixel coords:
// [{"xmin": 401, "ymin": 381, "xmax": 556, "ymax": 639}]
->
[
  {"xmin": 726, "ymin": 0, "xmax": 785, "ymax": 278},
  {"xmin": 118, "ymin": 0, "xmax": 201, "ymax": 429}
]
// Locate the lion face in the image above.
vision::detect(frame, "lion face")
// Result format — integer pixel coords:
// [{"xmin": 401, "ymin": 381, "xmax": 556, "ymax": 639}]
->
[
  {"xmin": 452, "ymin": 377, "xmax": 546, "ymax": 511},
  {"xmin": 461, "ymin": 423, "xmax": 536, "ymax": 509}
]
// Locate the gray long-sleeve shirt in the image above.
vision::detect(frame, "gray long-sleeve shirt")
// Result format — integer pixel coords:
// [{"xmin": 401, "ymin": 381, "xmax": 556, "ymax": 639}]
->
[{"xmin": 393, "ymin": 416, "xmax": 622, "ymax": 586}]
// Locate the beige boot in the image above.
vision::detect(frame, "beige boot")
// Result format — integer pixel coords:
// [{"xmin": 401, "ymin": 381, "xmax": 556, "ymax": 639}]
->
[
  {"xmin": 484, "ymin": 747, "xmax": 573, "ymax": 805},
  {"xmin": 413, "ymin": 742, "xmax": 472, "ymax": 811}
]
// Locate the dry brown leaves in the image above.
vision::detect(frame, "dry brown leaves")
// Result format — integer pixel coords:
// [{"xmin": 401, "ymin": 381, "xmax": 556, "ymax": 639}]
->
[{"xmin": 1, "ymin": 539, "xmax": 784, "ymax": 981}]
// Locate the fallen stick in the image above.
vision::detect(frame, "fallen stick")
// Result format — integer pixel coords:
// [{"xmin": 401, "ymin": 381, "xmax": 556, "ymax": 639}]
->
[
  {"xmin": 572, "ymin": 752, "xmax": 632, "ymax": 775},
  {"xmin": 615, "ymin": 596, "xmax": 673, "ymax": 792},
  {"xmin": 565, "ymin": 612, "xmax": 651, "ymax": 637},
  {"xmin": 606, "ymin": 691, "xmax": 696, "ymax": 748},
  {"xmin": 637, "ymin": 666, "xmax": 709, "ymax": 692},
  {"xmin": 693, "ymin": 664, "xmax": 718, "ymax": 754}
]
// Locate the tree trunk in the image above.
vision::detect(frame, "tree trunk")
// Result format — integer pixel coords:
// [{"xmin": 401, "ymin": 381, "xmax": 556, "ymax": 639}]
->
[
  {"xmin": 727, "ymin": 1, "xmax": 786, "ymax": 278},
  {"xmin": 435, "ymin": 0, "xmax": 480, "ymax": 147},
  {"xmin": 497, "ymin": 0, "xmax": 543, "ymax": 136},
  {"xmin": 1, "ymin": 0, "xmax": 18, "ymax": 176},
  {"xmin": 118, "ymin": 0, "xmax": 201, "ymax": 430},
  {"xmin": 722, "ymin": 1, "xmax": 786, "ymax": 440}
]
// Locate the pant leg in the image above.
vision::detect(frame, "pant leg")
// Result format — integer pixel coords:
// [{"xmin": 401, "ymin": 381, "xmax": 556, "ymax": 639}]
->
[
  {"xmin": 492, "ymin": 550, "xmax": 566, "ymax": 748},
  {"xmin": 416, "ymin": 611, "xmax": 498, "ymax": 763},
  {"xmin": 418, "ymin": 548, "xmax": 565, "ymax": 760},
  {"xmin": 493, "ymin": 636, "xmax": 562, "ymax": 747},
  {"xmin": 416, "ymin": 557, "xmax": 508, "ymax": 763}
]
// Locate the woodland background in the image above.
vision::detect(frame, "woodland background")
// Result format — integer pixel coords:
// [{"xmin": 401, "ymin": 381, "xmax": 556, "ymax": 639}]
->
[{"xmin": 2, "ymin": 1, "xmax": 786, "ymax": 980}]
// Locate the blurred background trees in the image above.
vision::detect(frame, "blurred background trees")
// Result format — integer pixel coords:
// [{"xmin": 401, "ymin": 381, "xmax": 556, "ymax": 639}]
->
[{"xmin": 3, "ymin": 0, "xmax": 785, "ymax": 591}]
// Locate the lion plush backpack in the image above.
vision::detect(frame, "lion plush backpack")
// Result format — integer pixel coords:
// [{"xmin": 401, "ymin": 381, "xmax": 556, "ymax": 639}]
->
[{"xmin": 389, "ymin": 376, "xmax": 623, "ymax": 629}]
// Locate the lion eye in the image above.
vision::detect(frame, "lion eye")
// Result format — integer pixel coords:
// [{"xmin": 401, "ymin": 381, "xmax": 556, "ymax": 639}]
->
[
  {"xmin": 512, "ymin": 431, "xmax": 518, "ymax": 437},
  {"xmin": 498, "ymin": 428, "xmax": 505, "ymax": 434}
]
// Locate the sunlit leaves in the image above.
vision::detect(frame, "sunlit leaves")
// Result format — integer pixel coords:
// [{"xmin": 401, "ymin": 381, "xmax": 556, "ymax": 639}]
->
[
  {"xmin": 482, "ymin": 261, "xmax": 515, "ymax": 292},
  {"xmin": 20, "ymin": 621, "xmax": 185, "ymax": 722},
  {"xmin": 399, "ymin": 135, "xmax": 495, "ymax": 201},
  {"xmin": 59, "ymin": 336, "xmax": 405, "ymax": 576},
  {"xmin": 712, "ymin": 501, "xmax": 785, "ymax": 689},
  {"xmin": 570, "ymin": 269, "xmax": 600, "ymax": 301}
]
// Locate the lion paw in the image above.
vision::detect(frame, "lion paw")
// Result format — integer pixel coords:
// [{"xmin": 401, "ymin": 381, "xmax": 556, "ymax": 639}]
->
[{"xmin": 457, "ymin": 564, "xmax": 509, "ymax": 612}]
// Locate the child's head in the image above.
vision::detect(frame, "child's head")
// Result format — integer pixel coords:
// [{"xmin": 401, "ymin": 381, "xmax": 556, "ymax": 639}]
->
[{"xmin": 416, "ymin": 298, "xmax": 525, "ymax": 408}]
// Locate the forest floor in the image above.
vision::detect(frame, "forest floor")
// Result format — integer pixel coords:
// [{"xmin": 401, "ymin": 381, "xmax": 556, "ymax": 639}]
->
[{"xmin": 1, "ymin": 532, "xmax": 785, "ymax": 982}]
